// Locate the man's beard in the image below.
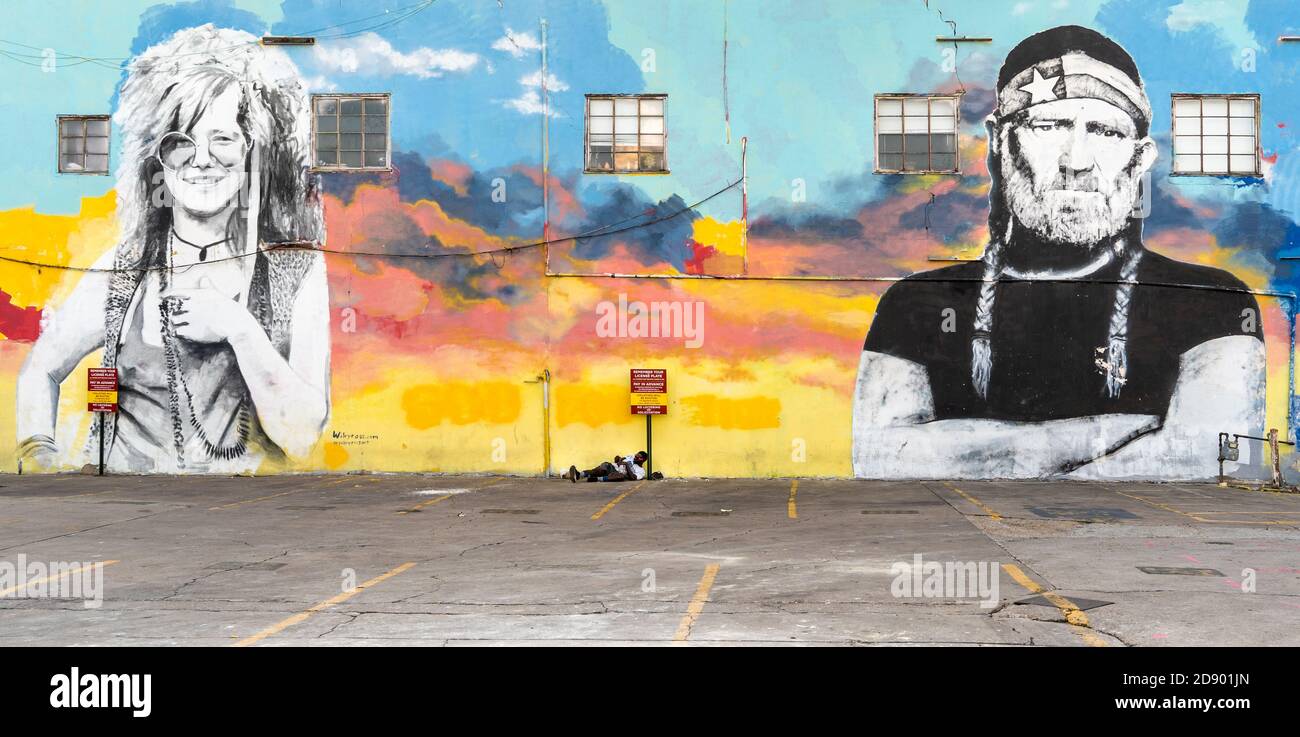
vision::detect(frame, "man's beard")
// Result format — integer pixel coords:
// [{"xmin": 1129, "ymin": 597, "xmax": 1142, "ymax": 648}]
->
[{"xmin": 1000, "ymin": 150, "xmax": 1141, "ymax": 248}]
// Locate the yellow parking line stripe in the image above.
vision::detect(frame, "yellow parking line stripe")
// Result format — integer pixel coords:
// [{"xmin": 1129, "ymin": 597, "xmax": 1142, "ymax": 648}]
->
[
  {"xmin": 1002, "ymin": 563, "xmax": 1107, "ymax": 647},
  {"xmin": 787, "ymin": 480, "xmax": 798, "ymax": 519},
  {"xmin": 1185, "ymin": 510, "xmax": 1298, "ymax": 514},
  {"xmin": 1190, "ymin": 519, "xmax": 1294, "ymax": 525},
  {"xmin": 1113, "ymin": 490, "xmax": 1297, "ymax": 525},
  {"xmin": 673, "ymin": 563, "xmax": 721, "ymax": 642},
  {"xmin": 209, "ymin": 488, "xmax": 312, "ymax": 511},
  {"xmin": 0, "ymin": 559, "xmax": 119, "ymax": 599},
  {"xmin": 1114, "ymin": 490, "xmax": 1199, "ymax": 519},
  {"xmin": 943, "ymin": 482, "xmax": 1003, "ymax": 521},
  {"xmin": 235, "ymin": 562, "xmax": 415, "ymax": 647},
  {"xmin": 396, "ymin": 477, "xmax": 505, "ymax": 515},
  {"xmin": 590, "ymin": 480, "xmax": 646, "ymax": 521},
  {"xmin": 397, "ymin": 495, "xmax": 452, "ymax": 515},
  {"xmin": 54, "ymin": 489, "xmax": 123, "ymax": 500}
]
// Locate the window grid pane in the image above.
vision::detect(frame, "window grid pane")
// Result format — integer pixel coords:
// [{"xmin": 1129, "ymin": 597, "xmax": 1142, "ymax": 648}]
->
[
  {"xmin": 1172, "ymin": 96, "xmax": 1258, "ymax": 176},
  {"xmin": 586, "ymin": 96, "xmax": 667, "ymax": 173},
  {"xmin": 58, "ymin": 116, "xmax": 109, "ymax": 174},
  {"xmin": 313, "ymin": 95, "xmax": 389, "ymax": 169},
  {"xmin": 874, "ymin": 95, "xmax": 959, "ymax": 173}
]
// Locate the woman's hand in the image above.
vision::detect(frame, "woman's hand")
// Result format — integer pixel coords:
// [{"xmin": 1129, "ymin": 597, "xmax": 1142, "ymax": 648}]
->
[{"xmin": 162, "ymin": 276, "xmax": 257, "ymax": 344}]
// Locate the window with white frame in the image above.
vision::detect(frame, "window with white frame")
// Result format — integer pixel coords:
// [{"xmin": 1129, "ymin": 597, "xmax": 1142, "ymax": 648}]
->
[
  {"xmin": 312, "ymin": 94, "xmax": 390, "ymax": 170},
  {"xmin": 58, "ymin": 115, "xmax": 110, "ymax": 174},
  {"xmin": 1172, "ymin": 94, "xmax": 1259, "ymax": 176},
  {"xmin": 585, "ymin": 94, "xmax": 667, "ymax": 174},
  {"xmin": 875, "ymin": 95, "xmax": 959, "ymax": 173}
]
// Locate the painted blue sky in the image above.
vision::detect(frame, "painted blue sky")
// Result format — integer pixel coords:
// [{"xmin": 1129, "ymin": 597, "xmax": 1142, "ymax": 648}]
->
[{"xmin": 4, "ymin": 0, "xmax": 1300, "ymax": 281}]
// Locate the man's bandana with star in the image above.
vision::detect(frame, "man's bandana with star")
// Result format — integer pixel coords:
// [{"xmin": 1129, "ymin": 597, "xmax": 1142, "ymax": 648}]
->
[
  {"xmin": 997, "ymin": 51, "xmax": 1152, "ymax": 128},
  {"xmin": 1019, "ymin": 68, "xmax": 1062, "ymax": 104}
]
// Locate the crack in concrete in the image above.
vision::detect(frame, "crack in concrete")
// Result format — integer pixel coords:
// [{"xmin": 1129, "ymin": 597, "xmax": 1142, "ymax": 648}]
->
[
  {"xmin": 457, "ymin": 537, "xmax": 528, "ymax": 558},
  {"xmin": 315, "ymin": 612, "xmax": 359, "ymax": 638},
  {"xmin": 6, "ymin": 475, "xmax": 1297, "ymax": 646},
  {"xmin": 920, "ymin": 482, "xmax": 1144, "ymax": 646},
  {"xmin": 0, "ymin": 511, "xmax": 166, "ymax": 553},
  {"xmin": 160, "ymin": 550, "xmax": 291, "ymax": 602}
]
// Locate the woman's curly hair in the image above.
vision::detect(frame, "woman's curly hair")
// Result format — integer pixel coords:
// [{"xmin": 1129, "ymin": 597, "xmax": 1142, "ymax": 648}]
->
[{"xmin": 113, "ymin": 24, "xmax": 323, "ymax": 266}]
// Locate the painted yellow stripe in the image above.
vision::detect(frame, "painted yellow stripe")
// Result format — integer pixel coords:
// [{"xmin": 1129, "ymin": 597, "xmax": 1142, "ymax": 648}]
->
[
  {"xmin": 787, "ymin": 480, "xmax": 798, "ymax": 519},
  {"xmin": 54, "ymin": 488, "xmax": 123, "ymax": 500},
  {"xmin": 1187, "ymin": 510, "xmax": 1299, "ymax": 514},
  {"xmin": 1198, "ymin": 516, "xmax": 1299, "ymax": 525},
  {"xmin": 1002, "ymin": 563, "xmax": 1107, "ymax": 647},
  {"xmin": 1188, "ymin": 511, "xmax": 1300, "ymax": 523},
  {"xmin": 398, "ymin": 478, "xmax": 506, "ymax": 514},
  {"xmin": 673, "ymin": 563, "xmax": 721, "ymax": 642},
  {"xmin": 0, "ymin": 559, "xmax": 119, "ymax": 599},
  {"xmin": 396, "ymin": 495, "xmax": 452, "ymax": 515},
  {"xmin": 219, "ymin": 477, "xmax": 505, "ymax": 513},
  {"xmin": 209, "ymin": 487, "xmax": 311, "ymax": 511},
  {"xmin": 590, "ymin": 480, "xmax": 646, "ymax": 521},
  {"xmin": 1113, "ymin": 490, "xmax": 1298, "ymax": 525},
  {"xmin": 235, "ymin": 562, "xmax": 415, "ymax": 647},
  {"xmin": 1114, "ymin": 490, "xmax": 1196, "ymax": 519},
  {"xmin": 943, "ymin": 482, "xmax": 1003, "ymax": 521}
]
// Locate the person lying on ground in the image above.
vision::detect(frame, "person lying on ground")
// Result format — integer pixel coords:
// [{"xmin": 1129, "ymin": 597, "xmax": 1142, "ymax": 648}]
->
[{"xmin": 566, "ymin": 451, "xmax": 648, "ymax": 483}]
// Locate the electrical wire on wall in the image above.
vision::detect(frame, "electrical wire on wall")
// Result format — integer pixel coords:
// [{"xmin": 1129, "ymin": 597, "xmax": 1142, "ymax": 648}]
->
[
  {"xmin": 0, "ymin": 0, "xmax": 1289, "ymax": 306},
  {"xmin": 919, "ymin": 0, "xmax": 966, "ymax": 94},
  {"xmin": 917, "ymin": 1, "xmax": 968, "ymax": 257},
  {"xmin": 540, "ymin": 18, "xmax": 551, "ymax": 272},
  {"xmin": 0, "ymin": 178, "xmax": 745, "ymax": 275},
  {"xmin": 722, "ymin": 0, "xmax": 730, "ymax": 145}
]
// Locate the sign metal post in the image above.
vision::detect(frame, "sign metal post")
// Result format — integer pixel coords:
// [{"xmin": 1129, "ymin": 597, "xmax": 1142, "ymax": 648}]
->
[
  {"xmin": 87, "ymin": 368, "xmax": 119, "ymax": 476},
  {"xmin": 630, "ymin": 369, "xmax": 667, "ymax": 477}
]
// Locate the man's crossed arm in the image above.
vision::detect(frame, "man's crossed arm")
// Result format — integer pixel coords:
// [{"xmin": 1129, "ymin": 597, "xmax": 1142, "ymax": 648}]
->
[{"xmin": 850, "ymin": 335, "xmax": 1264, "ymax": 480}]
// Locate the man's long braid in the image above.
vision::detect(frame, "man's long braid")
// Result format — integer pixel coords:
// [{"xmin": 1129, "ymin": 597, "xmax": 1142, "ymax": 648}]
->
[
  {"xmin": 1104, "ymin": 243, "xmax": 1142, "ymax": 398},
  {"xmin": 970, "ymin": 226, "xmax": 1007, "ymax": 400},
  {"xmin": 970, "ymin": 140, "xmax": 1014, "ymax": 400}
]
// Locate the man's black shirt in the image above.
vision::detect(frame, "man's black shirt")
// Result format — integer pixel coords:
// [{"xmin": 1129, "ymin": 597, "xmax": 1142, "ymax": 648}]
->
[{"xmin": 863, "ymin": 248, "xmax": 1262, "ymax": 422}]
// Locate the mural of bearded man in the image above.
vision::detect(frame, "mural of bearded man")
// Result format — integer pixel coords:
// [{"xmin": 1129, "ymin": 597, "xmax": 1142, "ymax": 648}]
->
[{"xmin": 852, "ymin": 25, "xmax": 1265, "ymax": 480}]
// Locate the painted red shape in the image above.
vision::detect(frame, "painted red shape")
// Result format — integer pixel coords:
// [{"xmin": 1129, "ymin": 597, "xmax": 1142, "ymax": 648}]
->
[
  {"xmin": 0, "ymin": 290, "xmax": 43, "ymax": 341},
  {"xmin": 684, "ymin": 238, "xmax": 717, "ymax": 275}
]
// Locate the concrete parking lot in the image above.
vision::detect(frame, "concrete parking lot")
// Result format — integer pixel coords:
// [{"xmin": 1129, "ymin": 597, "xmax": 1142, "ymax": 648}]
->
[{"xmin": 1, "ymin": 473, "xmax": 1298, "ymax": 646}]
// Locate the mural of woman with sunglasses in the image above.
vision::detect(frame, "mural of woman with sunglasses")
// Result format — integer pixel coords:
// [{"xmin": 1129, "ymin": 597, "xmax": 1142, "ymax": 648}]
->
[{"xmin": 15, "ymin": 25, "xmax": 330, "ymax": 473}]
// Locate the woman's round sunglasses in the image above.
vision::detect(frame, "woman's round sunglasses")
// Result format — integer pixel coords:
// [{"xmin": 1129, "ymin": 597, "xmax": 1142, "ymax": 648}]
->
[{"xmin": 155, "ymin": 131, "xmax": 248, "ymax": 172}]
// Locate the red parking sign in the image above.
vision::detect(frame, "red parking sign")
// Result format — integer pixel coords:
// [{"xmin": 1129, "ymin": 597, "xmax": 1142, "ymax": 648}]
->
[
  {"xmin": 630, "ymin": 369, "xmax": 667, "ymax": 415},
  {"xmin": 87, "ymin": 368, "xmax": 118, "ymax": 413}
]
